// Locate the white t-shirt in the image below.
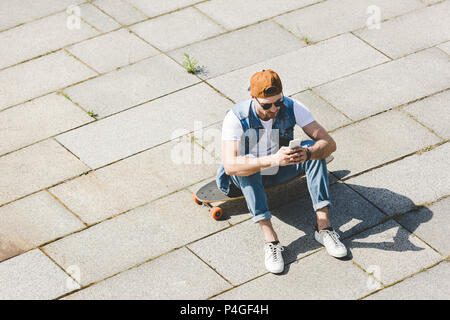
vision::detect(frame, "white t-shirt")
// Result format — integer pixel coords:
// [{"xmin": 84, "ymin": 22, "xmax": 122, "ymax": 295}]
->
[{"xmin": 222, "ymin": 99, "xmax": 315, "ymax": 157}]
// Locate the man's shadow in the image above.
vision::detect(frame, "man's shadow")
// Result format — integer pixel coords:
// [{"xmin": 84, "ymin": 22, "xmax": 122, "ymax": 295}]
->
[{"xmin": 217, "ymin": 169, "xmax": 433, "ymax": 273}]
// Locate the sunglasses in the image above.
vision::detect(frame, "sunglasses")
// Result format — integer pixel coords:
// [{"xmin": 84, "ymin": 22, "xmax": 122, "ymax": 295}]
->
[{"xmin": 255, "ymin": 96, "xmax": 285, "ymax": 110}]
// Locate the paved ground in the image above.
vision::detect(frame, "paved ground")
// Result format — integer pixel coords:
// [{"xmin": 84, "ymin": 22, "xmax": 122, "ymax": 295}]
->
[{"xmin": 0, "ymin": 0, "xmax": 449, "ymax": 300}]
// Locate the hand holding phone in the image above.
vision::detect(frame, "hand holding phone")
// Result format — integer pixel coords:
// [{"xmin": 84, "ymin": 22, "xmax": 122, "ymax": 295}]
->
[{"xmin": 288, "ymin": 139, "xmax": 306, "ymax": 164}]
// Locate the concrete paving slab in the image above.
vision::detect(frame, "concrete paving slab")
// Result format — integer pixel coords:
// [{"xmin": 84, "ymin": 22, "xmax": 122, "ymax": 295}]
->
[
  {"xmin": 56, "ymin": 83, "xmax": 231, "ymax": 168},
  {"xmin": 0, "ymin": 191, "xmax": 84, "ymax": 262},
  {"xmin": 0, "ymin": 93, "xmax": 93, "ymax": 156},
  {"xmin": 196, "ymin": 0, "xmax": 319, "ymax": 30},
  {"xmin": 354, "ymin": 1, "xmax": 450, "ymax": 59},
  {"xmin": 187, "ymin": 219, "xmax": 270, "ymax": 285},
  {"xmin": 0, "ymin": 11, "xmax": 98, "ymax": 70},
  {"xmin": 128, "ymin": 0, "xmax": 201, "ymax": 18},
  {"xmin": 0, "ymin": 50, "xmax": 96, "ymax": 111},
  {"xmin": 214, "ymin": 251, "xmax": 374, "ymax": 300},
  {"xmin": 0, "ymin": 249, "xmax": 72, "ymax": 300},
  {"xmin": 207, "ymin": 33, "xmax": 388, "ymax": 102},
  {"xmin": 0, "ymin": 139, "xmax": 89, "ymax": 205},
  {"xmin": 1, "ymin": 0, "xmax": 447, "ymax": 301},
  {"xmin": 49, "ymin": 135, "xmax": 218, "ymax": 224},
  {"xmin": 168, "ymin": 21, "xmax": 305, "ymax": 80},
  {"xmin": 62, "ymin": 247, "xmax": 231, "ymax": 299},
  {"xmin": 315, "ymin": 48, "xmax": 450, "ymax": 120},
  {"xmin": 131, "ymin": 7, "xmax": 225, "ymax": 51},
  {"xmin": 63, "ymin": 54, "xmax": 199, "ymax": 117},
  {"xmin": 397, "ymin": 197, "xmax": 450, "ymax": 256},
  {"xmin": 274, "ymin": 0, "xmax": 424, "ymax": 43},
  {"xmin": 0, "ymin": 0, "xmax": 84, "ymax": 31},
  {"xmin": 78, "ymin": 3, "xmax": 121, "ymax": 32},
  {"xmin": 291, "ymin": 90, "xmax": 352, "ymax": 130},
  {"xmin": 365, "ymin": 261, "xmax": 450, "ymax": 299},
  {"xmin": 43, "ymin": 190, "xmax": 229, "ymax": 286},
  {"xmin": 327, "ymin": 110, "xmax": 441, "ymax": 179},
  {"xmin": 403, "ymin": 90, "xmax": 450, "ymax": 139},
  {"xmin": 66, "ymin": 28, "xmax": 159, "ymax": 74},
  {"xmin": 93, "ymin": 0, "xmax": 146, "ymax": 25},
  {"xmin": 347, "ymin": 219, "xmax": 442, "ymax": 285},
  {"xmin": 345, "ymin": 142, "xmax": 450, "ymax": 216}
]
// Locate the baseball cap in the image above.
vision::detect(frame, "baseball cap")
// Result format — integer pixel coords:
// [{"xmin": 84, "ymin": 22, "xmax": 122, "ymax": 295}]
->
[{"xmin": 249, "ymin": 69, "xmax": 283, "ymax": 98}]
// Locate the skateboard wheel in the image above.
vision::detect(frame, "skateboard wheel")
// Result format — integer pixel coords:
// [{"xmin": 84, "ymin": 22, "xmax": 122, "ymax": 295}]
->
[
  {"xmin": 192, "ymin": 191, "xmax": 202, "ymax": 205},
  {"xmin": 210, "ymin": 207, "xmax": 223, "ymax": 220}
]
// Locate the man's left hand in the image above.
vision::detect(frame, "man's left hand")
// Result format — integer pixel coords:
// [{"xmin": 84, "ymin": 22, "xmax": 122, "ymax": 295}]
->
[{"xmin": 287, "ymin": 147, "xmax": 308, "ymax": 164}]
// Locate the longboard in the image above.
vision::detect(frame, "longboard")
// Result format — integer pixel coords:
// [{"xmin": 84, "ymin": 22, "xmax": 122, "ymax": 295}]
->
[{"xmin": 193, "ymin": 155, "xmax": 334, "ymax": 220}]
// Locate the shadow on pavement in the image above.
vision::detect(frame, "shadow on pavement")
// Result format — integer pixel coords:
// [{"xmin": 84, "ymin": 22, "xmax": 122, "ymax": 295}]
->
[{"xmin": 215, "ymin": 169, "xmax": 433, "ymax": 272}]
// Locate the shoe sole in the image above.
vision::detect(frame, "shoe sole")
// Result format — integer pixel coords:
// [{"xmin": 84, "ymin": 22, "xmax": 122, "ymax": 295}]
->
[
  {"xmin": 265, "ymin": 260, "xmax": 285, "ymax": 274},
  {"xmin": 266, "ymin": 266, "xmax": 284, "ymax": 274}
]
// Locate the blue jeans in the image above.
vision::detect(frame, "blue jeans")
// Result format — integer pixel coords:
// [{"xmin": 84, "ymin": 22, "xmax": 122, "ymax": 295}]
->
[{"xmin": 229, "ymin": 140, "xmax": 331, "ymax": 223}]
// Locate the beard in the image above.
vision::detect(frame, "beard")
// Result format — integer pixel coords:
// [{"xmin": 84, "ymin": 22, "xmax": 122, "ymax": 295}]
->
[{"xmin": 266, "ymin": 110, "xmax": 278, "ymax": 118}]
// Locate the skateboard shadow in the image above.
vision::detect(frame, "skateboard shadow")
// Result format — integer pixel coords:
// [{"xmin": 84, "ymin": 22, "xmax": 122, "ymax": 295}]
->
[{"xmin": 217, "ymin": 169, "xmax": 434, "ymax": 274}]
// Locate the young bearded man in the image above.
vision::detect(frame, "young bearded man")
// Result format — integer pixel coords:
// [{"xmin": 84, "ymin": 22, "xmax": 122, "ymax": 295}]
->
[{"xmin": 216, "ymin": 69, "xmax": 347, "ymax": 274}]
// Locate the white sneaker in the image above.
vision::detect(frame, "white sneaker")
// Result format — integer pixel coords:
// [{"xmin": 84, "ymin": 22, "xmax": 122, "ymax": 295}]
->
[
  {"xmin": 264, "ymin": 242, "xmax": 285, "ymax": 274},
  {"xmin": 314, "ymin": 228, "xmax": 347, "ymax": 258}
]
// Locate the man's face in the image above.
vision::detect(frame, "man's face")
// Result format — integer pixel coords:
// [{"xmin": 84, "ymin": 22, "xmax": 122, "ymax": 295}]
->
[{"xmin": 253, "ymin": 92, "xmax": 283, "ymax": 120}]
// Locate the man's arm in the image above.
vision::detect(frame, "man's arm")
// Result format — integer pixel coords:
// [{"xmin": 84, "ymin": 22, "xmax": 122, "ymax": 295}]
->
[
  {"xmin": 222, "ymin": 140, "xmax": 297, "ymax": 176},
  {"xmin": 221, "ymin": 140, "xmax": 273, "ymax": 176},
  {"xmin": 302, "ymin": 121, "xmax": 336, "ymax": 160}
]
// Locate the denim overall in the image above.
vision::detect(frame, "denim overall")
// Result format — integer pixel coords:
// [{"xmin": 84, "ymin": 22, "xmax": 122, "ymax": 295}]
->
[{"xmin": 216, "ymin": 97, "xmax": 331, "ymax": 222}]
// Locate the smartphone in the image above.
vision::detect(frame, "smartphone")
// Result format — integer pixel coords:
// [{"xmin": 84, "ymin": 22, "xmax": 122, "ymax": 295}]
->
[{"xmin": 289, "ymin": 139, "xmax": 301, "ymax": 149}]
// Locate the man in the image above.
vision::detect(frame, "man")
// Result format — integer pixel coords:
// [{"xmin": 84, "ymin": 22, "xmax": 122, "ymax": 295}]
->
[{"xmin": 216, "ymin": 69, "xmax": 347, "ymax": 274}]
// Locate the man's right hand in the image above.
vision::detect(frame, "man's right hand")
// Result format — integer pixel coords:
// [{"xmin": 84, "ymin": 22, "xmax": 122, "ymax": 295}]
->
[{"xmin": 272, "ymin": 146, "xmax": 301, "ymax": 166}]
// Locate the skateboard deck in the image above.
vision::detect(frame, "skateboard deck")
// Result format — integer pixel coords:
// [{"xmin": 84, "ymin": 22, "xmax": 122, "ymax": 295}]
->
[
  {"xmin": 195, "ymin": 180, "xmax": 244, "ymax": 203},
  {"xmin": 193, "ymin": 155, "xmax": 334, "ymax": 220}
]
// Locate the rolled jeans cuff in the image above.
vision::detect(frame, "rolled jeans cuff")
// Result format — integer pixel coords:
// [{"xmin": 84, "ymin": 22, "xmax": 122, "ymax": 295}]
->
[
  {"xmin": 252, "ymin": 211, "xmax": 272, "ymax": 223},
  {"xmin": 313, "ymin": 200, "xmax": 331, "ymax": 212}
]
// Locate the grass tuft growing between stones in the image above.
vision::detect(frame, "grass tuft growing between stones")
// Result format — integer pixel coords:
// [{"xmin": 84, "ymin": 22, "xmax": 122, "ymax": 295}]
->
[
  {"xmin": 182, "ymin": 53, "xmax": 199, "ymax": 74},
  {"xmin": 87, "ymin": 110, "xmax": 98, "ymax": 118}
]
